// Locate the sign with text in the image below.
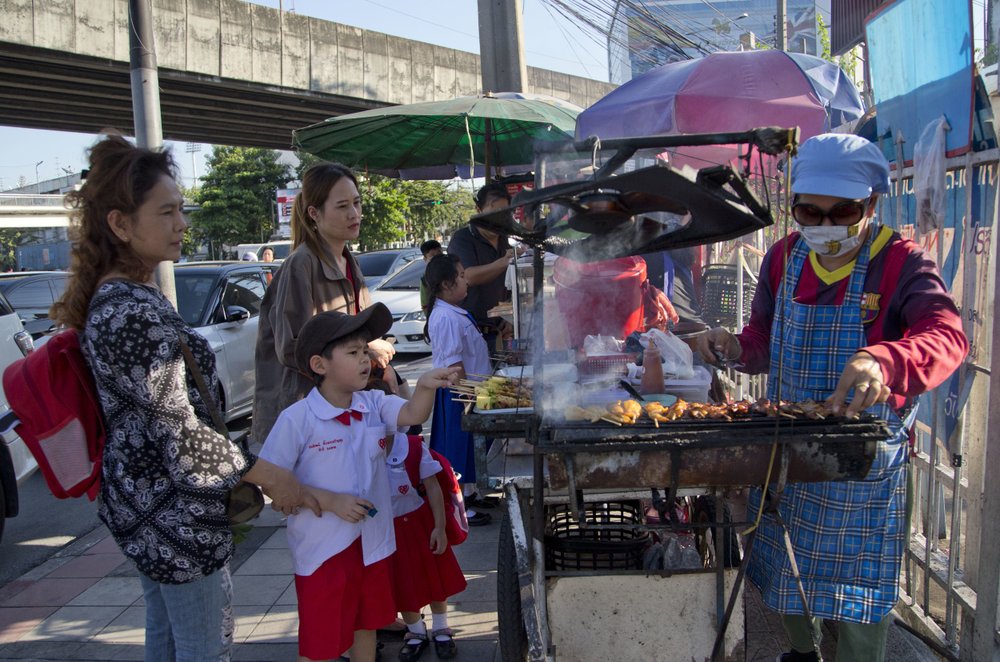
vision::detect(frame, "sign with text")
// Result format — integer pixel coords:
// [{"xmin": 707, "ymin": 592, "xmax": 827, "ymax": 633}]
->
[{"xmin": 276, "ymin": 188, "xmax": 299, "ymax": 238}]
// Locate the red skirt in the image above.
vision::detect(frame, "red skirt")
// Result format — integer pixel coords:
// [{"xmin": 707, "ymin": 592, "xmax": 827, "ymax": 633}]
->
[{"xmin": 391, "ymin": 502, "xmax": 468, "ymax": 612}]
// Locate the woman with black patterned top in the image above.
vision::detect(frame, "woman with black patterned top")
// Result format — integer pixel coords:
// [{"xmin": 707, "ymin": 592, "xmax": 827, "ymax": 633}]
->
[{"xmin": 50, "ymin": 135, "xmax": 319, "ymax": 662}]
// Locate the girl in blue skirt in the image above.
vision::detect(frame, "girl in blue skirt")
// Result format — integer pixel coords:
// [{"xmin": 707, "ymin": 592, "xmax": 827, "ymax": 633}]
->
[{"xmin": 425, "ymin": 254, "xmax": 493, "ymax": 526}]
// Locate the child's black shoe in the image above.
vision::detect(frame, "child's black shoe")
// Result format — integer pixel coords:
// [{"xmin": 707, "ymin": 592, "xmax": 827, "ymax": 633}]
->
[
  {"xmin": 398, "ymin": 632, "xmax": 428, "ymax": 661},
  {"xmin": 432, "ymin": 628, "xmax": 457, "ymax": 659},
  {"xmin": 468, "ymin": 511, "xmax": 492, "ymax": 526}
]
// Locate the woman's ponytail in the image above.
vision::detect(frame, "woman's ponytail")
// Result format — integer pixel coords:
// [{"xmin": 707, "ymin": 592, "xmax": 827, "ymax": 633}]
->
[{"xmin": 422, "ymin": 253, "xmax": 462, "ymax": 342}]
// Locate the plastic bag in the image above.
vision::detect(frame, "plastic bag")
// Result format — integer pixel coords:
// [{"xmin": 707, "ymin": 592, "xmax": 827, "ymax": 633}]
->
[
  {"xmin": 642, "ymin": 328, "xmax": 694, "ymax": 379},
  {"xmin": 914, "ymin": 116, "xmax": 949, "ymax": 235},
  {"xmin": 582, "ymin": 334, "xmax": 622, "ymax": 356}
]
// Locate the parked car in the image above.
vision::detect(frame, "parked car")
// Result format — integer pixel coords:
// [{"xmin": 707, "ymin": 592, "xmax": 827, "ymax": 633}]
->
[
  {"xmin": 0, "ymin": 271, "xmax": 69, "ymax": 338},
  {"xmin": 369, "ymin": 259, "xmax": 430, "ymax": 354},
  {"xmin": 357, "ymin": 248, "xmax": 422, "ymax": 290},
  {"xmin": 0, "ymin": 290, "xmax": 37, "ymax": 541},
  {"xmin": 174, "ymin": 262, "xmax": 278, "ymax": 421}
]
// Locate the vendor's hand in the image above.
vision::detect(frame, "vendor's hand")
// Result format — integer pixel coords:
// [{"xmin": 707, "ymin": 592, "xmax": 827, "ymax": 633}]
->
[
  {"xmin": 368, "ymin": 338, "xmax": 396, "ymax": 369},
  {"xmin": 826, "ymin": 351, "xmax": 891, "ymax": 417},
  {"xmin": 416, "ymin": 366, "xmax": 462, "ymax": 391},
  {"xmin": 503, "ymin": 248, "xmax": 515, "ymax": 263},
  {"xmin": 498, "ymin": 319, "xmax": 515, "ymax": 340},
  {"xmin": 429, "ymin": 526, "xmax": 448, "ymax": 555},
  {"xmin": 695, "ymin": 327, "xmax": 741, "ymax": 367},
  {"xmin": 645, "ymin": 288, "xmax": 679, "ymax": 328}
]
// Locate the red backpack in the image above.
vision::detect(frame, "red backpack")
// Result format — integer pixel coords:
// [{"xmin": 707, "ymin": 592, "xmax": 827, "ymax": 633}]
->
[
  {"xmin": 402, "ymin": 435, "xmax": 469, "ymax": 546},
  {"xmin": 1, "ymin": 330, "xmax": 105, "ymax": 500}
]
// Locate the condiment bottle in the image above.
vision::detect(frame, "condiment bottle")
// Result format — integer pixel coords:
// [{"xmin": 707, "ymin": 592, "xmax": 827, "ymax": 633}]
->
[{"xmin": 640, "ymin": 345, "xmax": 664, "ymax": 394}]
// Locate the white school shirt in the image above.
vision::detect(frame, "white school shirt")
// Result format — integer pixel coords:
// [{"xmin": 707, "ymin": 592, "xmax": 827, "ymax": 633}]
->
[
  {"xmin": 428, "ymin": 299, "xmax": 491, "ymax": 377},
  {"xmin": 386, "ymin": 432, "xmax": 443, "ymax": 517},
  {"xmin": 258, "ymin": 388, "xmax": 406, "ymax": 575}
]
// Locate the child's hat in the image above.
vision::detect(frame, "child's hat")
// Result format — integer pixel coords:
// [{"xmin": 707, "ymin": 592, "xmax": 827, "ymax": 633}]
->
[
  {"xmin": 295, "ymin": 303, "xmax": 393, "ymax": 376},
  {"xmin": 791, "ymin": 133, "xmax": 890, "ymax": 200}
]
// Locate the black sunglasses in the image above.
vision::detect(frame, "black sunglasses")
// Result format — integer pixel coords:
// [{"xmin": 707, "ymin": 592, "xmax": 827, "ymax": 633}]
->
[{"xmin": 792, "ymin": 199, "xmax": 870, "ymax": 226}]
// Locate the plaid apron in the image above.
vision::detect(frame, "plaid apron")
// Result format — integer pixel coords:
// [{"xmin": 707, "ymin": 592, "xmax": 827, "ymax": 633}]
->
[{"xmin": 745, "ymin": 231, "xmax": 911, "ymax": 623}]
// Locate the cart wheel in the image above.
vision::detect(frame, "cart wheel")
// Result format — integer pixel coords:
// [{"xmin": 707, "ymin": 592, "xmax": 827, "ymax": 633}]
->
[{"xmin": 498, "ymin": 511, "xmax": 529, "ymax": 661}]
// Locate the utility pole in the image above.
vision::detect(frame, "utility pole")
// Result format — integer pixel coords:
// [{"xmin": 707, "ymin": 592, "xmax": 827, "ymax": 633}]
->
[
  {"xmin": 994, "ymin": 0, "xmax": 1000, "ymax": 103},
  {"xmin": 478, "ymin": 0, "xmax": 528, "ymax": 94},
  {"xmin": 776, "ymin": 0, "xmax": 787, "ymax": 51},
  {"xmin": 129, "ymin": 0, "xmax": 176, "ymax": 306}
]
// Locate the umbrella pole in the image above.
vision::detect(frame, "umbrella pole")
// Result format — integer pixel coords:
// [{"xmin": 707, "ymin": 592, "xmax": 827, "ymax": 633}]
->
[
  {"xmin": 484, "ymin": 117, "xmax": 493, "ymax": 182},
  {"xmin": 465, "ymin": 116, "xmax": 477, "ymax": 190}
]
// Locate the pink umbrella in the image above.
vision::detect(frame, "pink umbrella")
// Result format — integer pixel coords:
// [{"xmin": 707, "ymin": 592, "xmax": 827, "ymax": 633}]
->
[{"xmin": 577, "ymin": 50, "xmax": 864, "ymax": 167}]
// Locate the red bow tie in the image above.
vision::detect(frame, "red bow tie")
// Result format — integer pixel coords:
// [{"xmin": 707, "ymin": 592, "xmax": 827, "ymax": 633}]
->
[{"xmin": 334, "ymin": 410, "xmax": 363, "ymax": 426}]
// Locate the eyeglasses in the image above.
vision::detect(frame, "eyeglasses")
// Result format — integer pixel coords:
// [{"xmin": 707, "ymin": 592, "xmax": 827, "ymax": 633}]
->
[{"xmin": 791, "ymin": 199, "xmax": 869, "ymax": 226}]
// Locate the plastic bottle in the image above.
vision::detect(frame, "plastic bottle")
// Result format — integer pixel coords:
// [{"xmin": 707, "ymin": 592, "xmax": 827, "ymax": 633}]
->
[{"xmin": 640, "ymin": 345, "xmax": 664, "ymax": 394}]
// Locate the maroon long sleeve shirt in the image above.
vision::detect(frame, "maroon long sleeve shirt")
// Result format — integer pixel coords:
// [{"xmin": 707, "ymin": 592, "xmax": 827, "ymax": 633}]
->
[{"xmin": 737, "ymin": 226, "xmax": 968, "ymax": 409}]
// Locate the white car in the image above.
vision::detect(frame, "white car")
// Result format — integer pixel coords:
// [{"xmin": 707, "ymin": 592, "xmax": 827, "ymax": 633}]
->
[
  {"xmin": 0, "ymin": 290, "xmax": 38, "ymax": 541},
  {"xmin": 174, "ymin": 261, "xmax": 278, "ymax": 421},
  {"xmin": 370, "ymin": 259, "xmax": 431, "ymax": 354}
]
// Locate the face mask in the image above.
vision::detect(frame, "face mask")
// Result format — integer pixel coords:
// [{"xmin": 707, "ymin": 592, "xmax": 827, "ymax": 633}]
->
[{"xmin": 797, "ymin": 220, "xmax": 866, "ymax": 257}]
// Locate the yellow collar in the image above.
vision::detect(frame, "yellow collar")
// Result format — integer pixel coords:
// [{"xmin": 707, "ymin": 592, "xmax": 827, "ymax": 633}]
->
[{"xmin": 808, "ymin": 225, "xmax": 892, "ymax": 286}]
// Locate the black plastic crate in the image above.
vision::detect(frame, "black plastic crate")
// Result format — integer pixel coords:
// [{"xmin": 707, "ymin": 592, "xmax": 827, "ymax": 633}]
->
[
  {"xmin": 544, "ymin": 501, "xmax": 650, "ymax": 571},
  {"xmin": 700, "ymin": 264, "xmax": 755, "ymax": 329}
]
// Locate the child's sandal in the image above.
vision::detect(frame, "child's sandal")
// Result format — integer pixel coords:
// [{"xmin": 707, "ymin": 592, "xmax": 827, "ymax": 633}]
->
[
  {"xmin": 432, "ymin": 628, "xmax": 457, "ymax": 659},
  {"xmin": 398, "ymin": 631, "xmax": 429, "ymax": 662}
]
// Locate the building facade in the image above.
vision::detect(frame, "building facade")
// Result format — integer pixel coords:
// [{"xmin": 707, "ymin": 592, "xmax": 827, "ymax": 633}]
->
[{"xmin": 611, "ymin": 0, "xmax": 829, "ymax": 83}]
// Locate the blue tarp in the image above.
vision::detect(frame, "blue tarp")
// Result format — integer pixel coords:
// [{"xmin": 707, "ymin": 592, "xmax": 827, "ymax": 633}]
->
[{"xmin": 866, "ymin": 0, "xmax": 974, "ymax": 161}]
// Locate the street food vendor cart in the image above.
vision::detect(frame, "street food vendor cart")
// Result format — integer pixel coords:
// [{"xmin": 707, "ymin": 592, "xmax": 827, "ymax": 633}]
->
[{"xmin": 459, "ymin": 128, "xmax": 892, "ymax": 661}]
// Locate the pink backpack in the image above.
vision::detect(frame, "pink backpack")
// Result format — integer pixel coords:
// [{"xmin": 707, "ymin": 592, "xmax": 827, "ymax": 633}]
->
[
  {"xmin": 401, "ymin": 435, "xmax": 469, "ymax": 546},
  {"xmin": 2, "ymin": 330, "xmax": 104, "ymax": 500}
]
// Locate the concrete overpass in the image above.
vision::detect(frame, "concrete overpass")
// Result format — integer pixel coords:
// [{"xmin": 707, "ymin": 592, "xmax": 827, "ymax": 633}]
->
[
  {"xmin": 0, "ymin": 195, "xmax": 69, "ymax": 229},
  {"xmin": 0, "ymin": 0, "xmax": 615, "ymax": 150}
]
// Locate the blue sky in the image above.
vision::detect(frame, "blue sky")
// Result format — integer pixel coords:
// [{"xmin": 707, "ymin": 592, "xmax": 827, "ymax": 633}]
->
[{"xmin": 0, "ymin": 0, "xmax": 606, "ymax": 190}]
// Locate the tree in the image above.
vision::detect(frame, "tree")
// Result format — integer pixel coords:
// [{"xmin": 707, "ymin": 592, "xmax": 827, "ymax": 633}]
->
[
  {"xmin": 191, "ymin": 147, "xmax": 291, "ymax": 253},
  {"xmin": 356, "ymin": 174, "xmax": 409, "ymax": 251},
  {"xmin": 0, "ymin": 229, "xmax": 32, "ymax": 271},
  {"xmin": 817, "ymin": 14, "xmax": 861, "ymax": 86}
]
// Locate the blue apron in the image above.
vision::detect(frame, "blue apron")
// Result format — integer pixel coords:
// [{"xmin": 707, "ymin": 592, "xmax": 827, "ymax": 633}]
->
[{"xmin": 745, "ymin": 232, "xmax": 912, "ymax": 624}]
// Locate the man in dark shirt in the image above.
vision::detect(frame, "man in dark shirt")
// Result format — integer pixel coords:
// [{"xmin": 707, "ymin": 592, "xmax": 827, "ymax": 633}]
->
[{"xmin": 447, "ymin": 183, "xmax": 515, "ymax": 353}]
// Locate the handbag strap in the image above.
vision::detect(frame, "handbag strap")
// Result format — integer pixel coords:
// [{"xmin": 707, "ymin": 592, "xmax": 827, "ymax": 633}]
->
[{"xmin": 179, "ymin": 336, "xmax": 229, "ymax": 436}]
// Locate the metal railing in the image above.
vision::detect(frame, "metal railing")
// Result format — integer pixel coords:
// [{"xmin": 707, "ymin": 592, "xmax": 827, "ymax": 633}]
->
[{"xmin": 878, "ymin": 149, "xmax": 999, "ymax": 661}]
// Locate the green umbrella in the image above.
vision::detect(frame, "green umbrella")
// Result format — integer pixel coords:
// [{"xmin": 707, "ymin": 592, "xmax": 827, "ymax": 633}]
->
[{"xmin": 293, "ymin": 92, "xmax": 581, "ymax": 178}]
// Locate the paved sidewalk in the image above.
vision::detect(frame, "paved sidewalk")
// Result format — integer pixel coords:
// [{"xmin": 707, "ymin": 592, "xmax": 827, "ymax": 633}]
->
[
  {"xmin": 0, "ymin": 502, "xmax": 501, "ymax": 662},
  {"xmin": 0, "ymin": 439, "xmax": 942, "ymax": 662}
]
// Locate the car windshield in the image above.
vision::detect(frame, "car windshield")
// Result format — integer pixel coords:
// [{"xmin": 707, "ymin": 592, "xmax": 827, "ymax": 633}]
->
[
  {"xmin": 174, "ymin": 273, "xmax": 218, "ymax": 326},
  {"xmin": 357, "ymin": 253, "xmax": 399, "ymax": 277},
  {"xmin": 378, "ymin": 260, "xmax": 426, "ymax": 290}
]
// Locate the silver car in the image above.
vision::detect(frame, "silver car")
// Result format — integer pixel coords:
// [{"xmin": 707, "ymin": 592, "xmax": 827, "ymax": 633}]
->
[
  {"xmin": 174, "ymin": 262, "xmax": 278, "ymax": 421},
  {"xmin": 357, "ymin": 248, "xmax": 422, "ymax": 290}
]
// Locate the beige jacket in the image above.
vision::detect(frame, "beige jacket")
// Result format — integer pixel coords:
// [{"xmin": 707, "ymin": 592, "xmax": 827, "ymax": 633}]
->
[{"xmin": 252, "ymin": 243, "xmax": 371, "ymax": 441}]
